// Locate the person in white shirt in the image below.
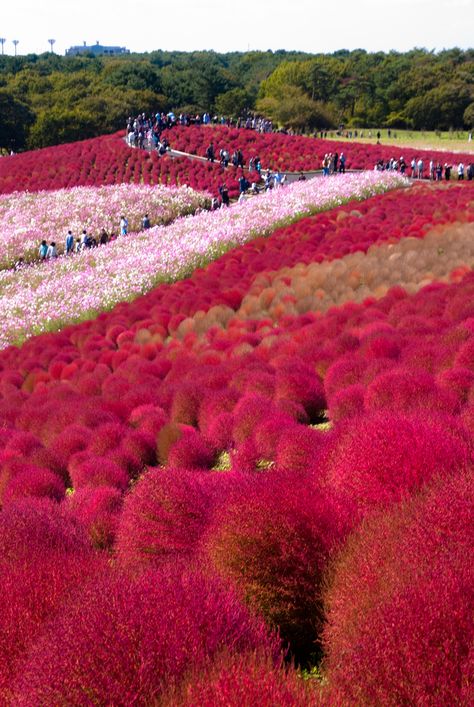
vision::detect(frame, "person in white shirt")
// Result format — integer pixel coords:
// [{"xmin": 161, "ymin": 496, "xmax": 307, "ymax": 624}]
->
[{"xmin": 47, "ymin": 242, "xmax": 58, "ymax": 258}]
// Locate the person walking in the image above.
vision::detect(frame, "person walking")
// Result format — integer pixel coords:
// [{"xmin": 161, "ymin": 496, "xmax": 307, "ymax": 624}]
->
[
  {"xmin": 142, "ymin": 214, "xmax": 151, "ymax": 229},
  {"xmin": 46, "ymin": 242, "xmax": 58, "ymax": 259},
  {"xmin": 120, "ymin": 216, "xmax": 128, "ymax": 236},
  {"xmin": 65, "ymin": 230, "xmax": 74, "ymax": 255},
  {"xmin": 39, "ymin": 240, "xmax": 48, "ymax": 260}
]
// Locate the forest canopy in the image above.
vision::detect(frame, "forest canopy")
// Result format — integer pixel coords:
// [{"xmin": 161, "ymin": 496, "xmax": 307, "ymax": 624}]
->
[{"xmin": 0, "ymin": 47, "xmax": 473, "ymax": 151}]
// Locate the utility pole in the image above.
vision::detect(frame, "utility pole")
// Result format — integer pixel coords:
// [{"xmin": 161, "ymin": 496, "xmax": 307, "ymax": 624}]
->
[
  {"xmin": 0, "ymin": 38, "xmax": 5, "ymax": 55},
  {"xmin": 48, "ymin": 38, "xmax": 56, "ymax": 53},
  {"xmin": 12, "ymin": 39, "xmax": 19, "ymax": 57}
]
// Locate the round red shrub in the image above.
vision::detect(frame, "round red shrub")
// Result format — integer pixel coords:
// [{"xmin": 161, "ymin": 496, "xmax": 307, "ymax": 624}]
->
[
  {"xmin": 203, "ymin": 471, "xmax": 349, "ymax": 662},
  {"xmin": 116, "ymin": 467, "xmax": 218, "ymax": 569},
  {"xmin": 13, "ymin": 564, "xmax": 279, "ymax": 704},
  {"xmin": 0, "ymin": 498, "xmax": 98, "ymax": 697},
  {"xmin": 322, "ymin": 470, "xmax": 474, "ymax": 705},
  {"xmin": 167, "ymin": 651, "xmax": 318, "ymax": 706},
  {"xmin": 321, "ymin": 410, "xmax": 472, "ymax": 517},
  {"xmin": 167, "ymin": 428, "xmax": 216, "ymax": 470},
  {"xmin": 2, "ymin": 467, "xmax": 65, "ymax": 505},
  {"xmin": 278, "ymin": 419, "xmax": 325, "ymax": 465},
  {"xmin": 68, "ymin": 454, "xmax": 129, "ymax": 491},
  {"xmin": 364, "ymin": 367, "xmax": 459, "ymax": 415},
  {"xmin": 66, "ymin": 486, "xmax": 123, "ymax": 549}
]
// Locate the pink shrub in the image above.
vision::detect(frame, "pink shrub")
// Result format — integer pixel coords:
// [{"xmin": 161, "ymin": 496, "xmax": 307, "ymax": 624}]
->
[
  {"xmin": 321, "ymin": 410, "xmax": 472, "ymax": 518},
  {"xmin": 4, "ymin": 431, "xmax": 42, "ymax": 456},
  {"xmin": 2, "ymin": 466, "xmax": 65, "ymax": 505},
  {"xmin": 167, "ymin": 428, "xmax": 216, "ymax": 470},
  {"xmin": 68, "ymin": 454, "xmax": 129, "ymax": 491},
  {"xmin": 232, "ymin": 394, "xmax": 275, "ymax": 445},
  {"xmin": 167, "ymin": 651, "xmax": 318, "ymax": 706},
  {"xmin": 203, "ymin": 471, "xmax": 349, "ymax": 661},
  {"xmin": 87, "ymin": 422, "xmax": 126, "ymax": 455},
  {"xmin": 230, "ymin": 438, "xmax": 260, "ymax": 474},
  {"xmin": 66, "ymin": 486, "xmax": 123, "ymax": 549},
  {"xmin": 204, "ymin": 412, "xmax": 235, "ymax": 450},
  {"xmin": 0, "ymin": 498, "xmax": 98, "ymax": 697},
  {"xmin": 116, "ymin": 467, "xmax": 216, "ymax": 569},
  {"xmin": 327, "ymin": 383, "xmax": 365, "ymax": 422},
  {"xmin": 13, "ymin": 565, "xmax": 279, "ymax": 704},
  {"xmin": 198, "ymin": 390, "xmax": 239, "ymax": 437},
  {"xmin": 274, "ymin": 368, "xmax": 326, "ymax": 422},
  {"xmin": 323, "ymin": 356, "xmax": 367, "ymax": 397},
  {"xmin": 322, "ymin": 470, "xmax": 474, "ymax": 705},
  {"xmin": 252, "ymin": 413, "xmax": 297, "ymax": 460},
  {"xmin": 170, "ymin": 382, "xmax": 203, "ymax": 426},
  {"xmin": 436, "ymin": 366, "xmax": 474, "ymax": 407},
  {"xmin": 120, "ymin": 429, "xmax": 157, "ymax": 466},
  {"xmin": 364, "ymin": 367, "xmax": 459, "ymax": 415},
  {"xmin": 276, "ymin": 425, "xmax": 326, "ymax": 474},
  {"xmin": 47, "ymin": 424, "xmax": 92, "ymax": 471}
]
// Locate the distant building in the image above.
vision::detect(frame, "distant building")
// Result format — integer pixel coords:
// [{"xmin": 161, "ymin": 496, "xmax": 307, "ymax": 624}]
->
[{"xmin": 66, "ymin": 41, "xmax": 130, "ymax": 56}]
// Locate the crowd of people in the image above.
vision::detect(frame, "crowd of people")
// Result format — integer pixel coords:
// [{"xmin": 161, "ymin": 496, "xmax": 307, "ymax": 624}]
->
[
  {"xmin": 28, "ymin": 214, "xmax": 153, "ymax": 270},
  {"xmin": 126, "ymin": 111, "xmax": 275, "ymax": 151},
  {"xmin": 373, "ymin": 156, "xmax": 474, "ymax": 180}
]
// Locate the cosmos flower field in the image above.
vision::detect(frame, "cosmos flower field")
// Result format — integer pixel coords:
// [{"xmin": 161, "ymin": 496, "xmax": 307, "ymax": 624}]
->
[{"xmin": 0, "ymin": 130, "xmax": 473, "ymax": 704}]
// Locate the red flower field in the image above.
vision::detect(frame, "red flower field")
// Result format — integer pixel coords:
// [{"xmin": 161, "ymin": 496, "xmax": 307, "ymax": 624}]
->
[{"xmin": 1, "ymin": 128, "xmax": 474, "ymax": 702}]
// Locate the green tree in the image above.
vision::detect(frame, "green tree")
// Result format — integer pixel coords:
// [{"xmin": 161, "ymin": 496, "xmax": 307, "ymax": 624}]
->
[{"xmin": 0, "ymin": 91, "xmax": 34, "ymax": 151}]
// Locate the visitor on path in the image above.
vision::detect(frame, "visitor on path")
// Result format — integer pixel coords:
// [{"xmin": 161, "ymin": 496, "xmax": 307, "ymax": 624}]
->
[
  {"xmin": 458, "ymin": 163, "xmax": 465, "ymax": 180},
  {"xmin": 206, "ymin": 142, "xmax": 215, "ymax": 163},
  {"xmin": 219, "ymin": 184, "xmax": 230, "ymax": 207},
  {"xmin": 339, "ymin": 153, "xmax": 346, "ymax": 173},
  {"xmin": 39, "ymin": 240, "xmax": 48, "ymax": 260},
  {"xmin": 417, "ymin": 158, "xmax": 424, "ymax": 179},
  {"xmin": 120, "ymin": 216, "xmax": 128, "ymax": 236},
  {"xmin": 65, "ymin": 230, "xmax": 74, "ymax": 254},
  {"xmin": 142, "ymin": 214, "xmax": 151, "ymax": 229},
  {"xmin": 100, "ymin": 229, "xmax": 109, "ymax": 245}
]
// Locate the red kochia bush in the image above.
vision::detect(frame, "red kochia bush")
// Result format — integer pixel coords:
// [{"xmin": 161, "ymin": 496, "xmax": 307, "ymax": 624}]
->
[
  {"xmin": 322, "ymin": 470, "xmax": 474, "ymax": 705},
  {"xmin": 321, "ymin": 410, "xmax": 472, "ymax": 517},
  {"xmin": 166, "ymin": 428, "xmax": 216, "ymax": 470},
  {"xmin": 203, "ymin": 471, "xmax": 350, "ymax": 662},
  {"xmin": 68, "ymin": 453, "xmax": 129, "ymax": 491},
  {"xmin": 2, "ymin": 466, "xmax": 65, "ymax": 505},
  {"xmin": 276, "ymin": 424, "xmax": 326, "ymax": 474},
  {"xmin": 167, "ymin": 651, "xmax": 318, "ymax": 707},
  {"xmin": 364, "ymin": 367, "xmax": 459, "ymax": 415},
  {"xmin": 116, "ymin": 467, "xmax": 223, "ymax": 569},
  {"xmin": 0, "ymin": 499, "xmax": 98, "ymax": 698},
  {"xmin": 13, "ymin": 565, "xmax": 279, "ymax": 704},
  {"xmin": 66, "ymin": 486, "xmax": 123, "ymax": 549}
]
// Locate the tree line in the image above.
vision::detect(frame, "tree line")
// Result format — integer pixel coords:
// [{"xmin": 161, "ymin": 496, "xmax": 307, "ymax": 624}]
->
[{"xmin": 1, "ymin": 47, "xmax": 473, "ymax": 152}]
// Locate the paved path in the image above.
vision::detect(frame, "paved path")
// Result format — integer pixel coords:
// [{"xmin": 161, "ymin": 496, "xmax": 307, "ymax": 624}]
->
[{"xmin": 139, "ymin": 140, "xmax": 359, "ymax": 181}]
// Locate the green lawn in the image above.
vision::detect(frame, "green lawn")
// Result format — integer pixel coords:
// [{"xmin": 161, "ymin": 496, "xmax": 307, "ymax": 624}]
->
[{"xmin": 319, "ymin": 129, "xmax": 474, "ymax": 154}]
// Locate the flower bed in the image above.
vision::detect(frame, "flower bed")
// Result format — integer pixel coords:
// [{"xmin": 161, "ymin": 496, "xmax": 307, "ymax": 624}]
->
[
  {"xmin": 0, "ymin": 172, "xmax": 405, "ymax": 348},
  {"xmin": 0, "ymin": 132, "xmax": 241, "ymax": 198},
  {"xmin": 162, "ymin": 123, "xmax": 474, "ymax": 173},
  {"xmin": 0, "ymin": 184, "xmax": 210, "ymax": 268},
  {"xmin": 1, "ymin": 174, "xmax": 474, "ymax": 702}
]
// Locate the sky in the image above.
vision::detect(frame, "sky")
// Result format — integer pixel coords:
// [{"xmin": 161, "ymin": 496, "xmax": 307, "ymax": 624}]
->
[{"xmin": 1, "ymin": 0, "xmax": 473, "ymax": 57}]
